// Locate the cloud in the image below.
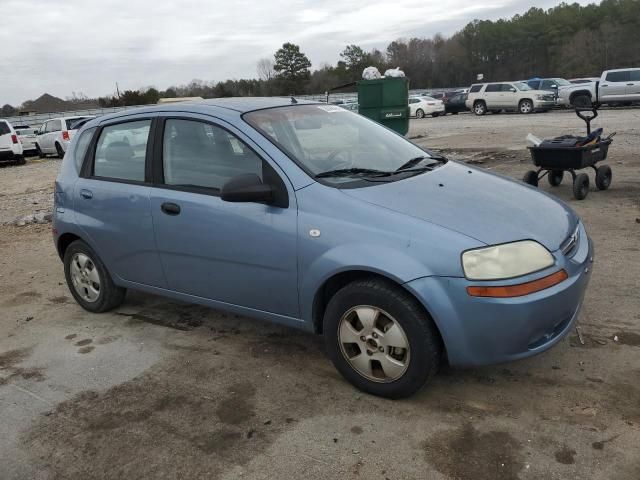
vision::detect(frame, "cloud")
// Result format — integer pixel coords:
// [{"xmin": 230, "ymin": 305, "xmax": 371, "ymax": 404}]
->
[{"xmin": 0, "ymin": 0, "xmax": 593, "ymax": 105}]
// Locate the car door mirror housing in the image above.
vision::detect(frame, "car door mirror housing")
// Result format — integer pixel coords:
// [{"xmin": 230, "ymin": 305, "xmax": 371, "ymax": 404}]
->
[
  {"xmin": 510, "ymin": 88, "xmax": 517, "ymax": 92},
  {"xmin": 221, "ymin": 174, "xmax": 273, "ymax": 204}
]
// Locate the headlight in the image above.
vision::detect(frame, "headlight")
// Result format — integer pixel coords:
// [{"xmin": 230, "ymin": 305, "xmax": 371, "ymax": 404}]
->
[
  {"xmin": 462, "ymin": 240, "xmax": 554, "ymax": 280},
  {"xmin": 536, "ymin": 94, "xmax": 547, "ymax": 100}
]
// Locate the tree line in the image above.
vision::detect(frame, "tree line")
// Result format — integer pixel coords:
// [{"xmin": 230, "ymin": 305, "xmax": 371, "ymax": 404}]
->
[{"xmin": 3, "ymin": 0, "xmax": 639, "ymax": 112}]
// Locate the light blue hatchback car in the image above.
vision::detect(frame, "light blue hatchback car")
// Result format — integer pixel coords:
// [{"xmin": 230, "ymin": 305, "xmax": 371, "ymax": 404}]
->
[{"xmin": 53, "ymin": 98, "xmax": 594, "ymax": 398}]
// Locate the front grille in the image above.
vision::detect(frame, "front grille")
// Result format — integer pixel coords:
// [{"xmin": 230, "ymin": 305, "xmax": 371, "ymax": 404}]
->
[{"xmin": 561, "ymin": 225, "xmax": 580, "ymax": 256}]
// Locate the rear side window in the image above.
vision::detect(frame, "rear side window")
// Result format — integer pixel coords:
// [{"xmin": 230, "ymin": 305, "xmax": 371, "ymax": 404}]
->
[
  {"xmin": 630, "ymin": 70, "xmax": 640, "ymax": 81},
  {"xmin": 162, "ymin": 119, "xmax": 263, "ymax": 191},
  {"xmin": 469, "ymin": 85, "xmax": 483, "ymax": 93},
  {"xmin": 0, "ymin": 122, "xmax": 10, "ymax": 136},
  {"xmin": 73, "ymin": 127, "xmax": 96, "ymax": 172},
  {"xmin": 485, "ymin": 84, "xmax": 502, "ymax": 92},
  {"xmin": 93, "ymin": 120, "xmax": 150, "ymax": 181},
  {"xmin": 605, "ymin": 71, "xmax": 630, "ymax": 82}
]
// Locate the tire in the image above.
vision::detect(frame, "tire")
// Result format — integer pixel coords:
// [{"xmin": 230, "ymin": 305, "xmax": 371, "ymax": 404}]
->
[
  {"xmin": 16, "ymin": 156, "xmax": 26, "ymax": 166},
  {"xmin": 595, "ymin": 165, "xmax": 612, "ymax": 190},
  {"xmin": 415, "ymin": 109, "xmax": 425, "ymax": 119},
  {"xmin": 451, "ymin": 112, "xmax": 459, "ymax": 115},
  {"xmin": 323, "ymin": 279, "xmax": 441, "ymax": 399},
  {"xmin": 573, "ymin": 173, "xmax": 590, "ymax": 200},
  {"xmin": 523, "ymin": 170, "xmax": 538, "ymax": 186},
  {"xmin": 55, "ymin": 143, "xmax": 65, "ymax": 159},
  {"xmin": 64, "ymin": 240, "xmax": 126, "ymax": 313},
  {"xmin": 36, "ymin": 144, "xmax": 45, "ymax": 159},
  {"xmin": 548, "ymin": 170, "xmax": 563, "ymax": 186},
  {"xmin": 519, "ymin": 99, "xmax": 533, "ymax": 114},
  {"xmin": 490, "ymin": 110, "xmax": 501, "ymax": 114},
  {"xmin": 571, "ymin": 94, "xmax": 592, "ymax": 109},
  {"xmin": 473, "ymin": 101, "xmax": 487, "ymax": 116}
]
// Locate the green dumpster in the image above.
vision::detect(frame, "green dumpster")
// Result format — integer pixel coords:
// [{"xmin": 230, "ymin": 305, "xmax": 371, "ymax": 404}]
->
[{"xmin": 357, "ymin": 77, "xmax": 410, "ymax": 135}]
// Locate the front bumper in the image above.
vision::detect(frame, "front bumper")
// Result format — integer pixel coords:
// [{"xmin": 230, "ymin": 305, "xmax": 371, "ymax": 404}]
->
[
  {"xmin": 405, "ymin": 222, "xmax": 594, "ymax": 367},
  {"xmin": 533, "ymin": 99, "xmax": 556, "ymax": 110}
]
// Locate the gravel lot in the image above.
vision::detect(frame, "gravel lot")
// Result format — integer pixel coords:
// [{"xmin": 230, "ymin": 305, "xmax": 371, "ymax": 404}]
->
[{"xmin": 1, "ymin": 109, "xmax": 639, "ymax": 480}]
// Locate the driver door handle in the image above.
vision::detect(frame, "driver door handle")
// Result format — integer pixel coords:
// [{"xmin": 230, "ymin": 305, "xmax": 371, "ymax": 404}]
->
[{"xmin": 161, "ymin": 202, "xmax": 181, "ymax": 215}]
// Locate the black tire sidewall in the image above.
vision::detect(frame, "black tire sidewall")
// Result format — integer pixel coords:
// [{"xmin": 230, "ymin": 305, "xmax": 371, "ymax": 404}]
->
[
  {"xmin": 324, "ymin": 280, "xmax": 441, "ymax": 399},
  {"xmin": 519, "ymin": 100, "xmax": 533, "ymax": 114},
  {"xmin": 416, "ymin": 109, "xmax": 424, "ymax": 118},
  {"xmin": 523, "ymin": 171, "xmax": 538, "ymax": 186},
  {"xmin": 596, "ymin": 166, "xmax": 612, "ymax": 190},
  {"xmin": 573, "ymin": 173, "xmax": 589, "ymax": 200},
  {"xmin": 474, "ymin": 102, "xmax": 486, "ymax": 115},
  {"xmin": 548, "ymin": 170, "xmax": 563, "ymax": 186}
]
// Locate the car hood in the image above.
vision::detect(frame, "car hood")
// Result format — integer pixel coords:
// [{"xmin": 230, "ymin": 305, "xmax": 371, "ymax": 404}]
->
[{"xmin": 341, "ymin": 162, "xmax": 577, "ymax": 251}]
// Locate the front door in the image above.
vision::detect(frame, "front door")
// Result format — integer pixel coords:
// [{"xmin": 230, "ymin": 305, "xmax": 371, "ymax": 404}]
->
[
  {"xmin": 74, "ymin": 116, "xmax": 167, "ymax": 288},
  {"xmin": 150, "ymin": 116, "xmax": 299, "ymax": 317}
]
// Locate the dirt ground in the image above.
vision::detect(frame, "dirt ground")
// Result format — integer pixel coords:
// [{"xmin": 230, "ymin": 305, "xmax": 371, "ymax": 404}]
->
[{"xmin": 1, "ymin": 109, "xmax": 639, "ymax": 480}]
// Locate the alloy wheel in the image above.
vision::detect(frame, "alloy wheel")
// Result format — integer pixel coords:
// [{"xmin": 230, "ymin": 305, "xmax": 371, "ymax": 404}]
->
[
  {"xmin": 70, "ymin": 253, "xmax": 101, "ymax": 302},
  {"xmin": 338, "ymin": 305, "xmax": 410, "ymax": 383}
]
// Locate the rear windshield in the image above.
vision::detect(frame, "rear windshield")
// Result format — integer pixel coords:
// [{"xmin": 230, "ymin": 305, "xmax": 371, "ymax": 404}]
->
[
  {"xmin": 66, "ymin": 117, "xmax": 91, "ymax": 130},
  {"xmin": 0, "ymin": 122, "xmax": 10, "ymax": 136},
  {"xmin": 15, "ymin": 129, "xmax": 36, "ymax": 136}
]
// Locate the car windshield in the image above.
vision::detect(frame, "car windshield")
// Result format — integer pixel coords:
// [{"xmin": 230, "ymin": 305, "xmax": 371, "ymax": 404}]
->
[
  {"xmin": 244, "ymin": 105, "xmax": 442, "ymax": 185},
  {"xmin": 514, "ymin": 82, "xmax": 533, "ymax": 91}
]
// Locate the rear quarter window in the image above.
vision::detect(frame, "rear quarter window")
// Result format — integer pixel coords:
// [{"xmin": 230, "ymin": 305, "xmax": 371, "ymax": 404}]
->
[
  {"xmin": 73, "ymin": 127, "xmax": 96, "ymax": 172},
  {"xmin": 469, "ymin": 85, "xmax": 483, "ymax": 93}
]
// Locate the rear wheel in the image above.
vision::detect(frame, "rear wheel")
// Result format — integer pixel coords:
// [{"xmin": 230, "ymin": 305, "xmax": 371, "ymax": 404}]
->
[
  {"xmin": 55, "ymin": 143, "xmax": 65, "ymax": 158},
  {"xmin": 64, "ymin": 240, "xmax": 126, "ymax": 313},
  {"xmin": 571, "ymin": 94, "xmax": 592, "ymax": 109},
  {"xmin": 573, "ymin": 173, "xmax": 590, "ymax": 200},
  {"xmin": 523, "ymin": 170, "xmax": 538, "ymax": 186},
  {"xmin": 415, "ymin": 109, "xmax": 425, "ymax": 119},
  {"xmin": 595, "ymin": 165, "xmax": 612, "ymax": 190},
  {"xmin": 473, "ymin": 101, "xmax": 487, "ymax": 116},
  {"xmin": 519, "ymin": 99, "xmax": 533, "ymax": 114},
  {"xmin": 16, "ymin": 156, "xmax": 26, "ymax": 166},
  {"xmin": 324, "ymin": 279, "xmax": 441, "ymax": 399},
  {"xmin": 548, "ymin": 170, "xmax": 564, "ymax": 186}
]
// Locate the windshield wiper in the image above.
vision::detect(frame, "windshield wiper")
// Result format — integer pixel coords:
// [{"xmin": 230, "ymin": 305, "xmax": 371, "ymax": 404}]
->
[
  {"xmin": 315, "ymin": 168, "xmax": 393, "ymax": 178},
  {"xmin": 395, "ymin": 155, "xmax": 447, "ymax": 172}
]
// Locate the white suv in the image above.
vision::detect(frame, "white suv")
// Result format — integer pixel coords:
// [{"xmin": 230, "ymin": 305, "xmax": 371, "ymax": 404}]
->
[
  {"xmin": 36, "ymin": 116, "xmax": 94, "ymax": 158},
  {"xmin": 0, "ymin": 120, "xmax": 25, "ymax": 165},
  {"xmin": 465, "ymin": 82, "xmax": 556, "ymax": 115}
]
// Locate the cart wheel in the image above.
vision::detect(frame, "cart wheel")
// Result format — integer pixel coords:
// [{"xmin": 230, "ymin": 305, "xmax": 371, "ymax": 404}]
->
[
  {"xmin": 548, "ymin": 170, "xmax": 564, "ymax": 187},
  {"xmin": 523, "ymin": 170, "xmax": 538, "ymax": 187},
  {"xmin": 595, "ymin": 165, "xmax": 612, "ymax": 190},
  {"xmin": 573, "ymin": 173, "xmax": 590, "ymax": 200}
]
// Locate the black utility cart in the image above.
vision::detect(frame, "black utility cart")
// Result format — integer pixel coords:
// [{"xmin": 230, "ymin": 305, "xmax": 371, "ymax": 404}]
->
[{"xmin": 523, "ymin": 92, "xmax": 614, "ymax": 200}]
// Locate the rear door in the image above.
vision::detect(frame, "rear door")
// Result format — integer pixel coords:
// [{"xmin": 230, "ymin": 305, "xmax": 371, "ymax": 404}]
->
[
  {"xmin": 483, "ymin": 84, "xmax": 504, "ymax": 108},
  {"xmin": 149, "ymin": 115, "xmax": 299, "ymax": 317},
  {"xmin": 600, "ymin": 71, "xmax": 629, "ymax": 102},
  {"xmin": 626, "ymin": 69, "xmax": 640, "ymax": 100},
  {"xmin": 37, "ymin": 121, "xmax": 50, "ymax": 152},
  {"xmin": 74, "ymin": 115, "xmax": 167, "ymax": 288}
]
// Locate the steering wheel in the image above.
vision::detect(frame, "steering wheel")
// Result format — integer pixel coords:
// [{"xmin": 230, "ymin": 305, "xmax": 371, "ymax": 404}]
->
[{"xmin": 326, "ymin": 149, "xmax": 354, "ymax": 170}]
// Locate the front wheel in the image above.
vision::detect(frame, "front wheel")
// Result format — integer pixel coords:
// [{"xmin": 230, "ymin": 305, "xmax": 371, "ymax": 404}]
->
[
  {"xmin": 324, "ymin": 279, "xmax": 441, "ymax": 399},
  {"xmin": 415, "ymin": 109, "xmax": 425, "ymax": 119},
  {"xmin": 573, "ymin": 173, "xmax": 590, "ymax": 200},
  {"xmin": 64, "ymin": 240, "xmax": 126, "ymax": 313},
  {"xmin": 519, "ymin": 99, "xmax": 533, "ymax": 114},
  {"xmin": 595, "ymin": 165, "xmax": 612, "ymax": 190},
  {"xmin": 523, "ymin": 170, "xmax": 538, "ymax": 186}
]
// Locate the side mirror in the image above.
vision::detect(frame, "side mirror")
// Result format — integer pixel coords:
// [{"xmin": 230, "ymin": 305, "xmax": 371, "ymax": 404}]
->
[
  {"xmin": 221, "ymin": 174, "xmax": 273, "ymax": 204},
  {"xmin": 550, "ymin": 84, "xmax": 557, "ymax": 89},
  {"xmin": 510, "ymin": 88, "xmax": 517, "ymax": 92}
]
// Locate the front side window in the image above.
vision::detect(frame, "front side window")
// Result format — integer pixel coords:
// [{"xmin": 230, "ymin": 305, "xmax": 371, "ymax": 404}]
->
[
  {"xmin": 244, "ymin": 105, "xmax": 443, "ymax": 186},
  {"xmin": 606, "ymin": 71, "xmax": 630, "ymax": 82},
  {"xmin": 44, "ymin": 121, "xmax": 52, "ymax": 133},
  {"xmin": 93, "ymin": 120, "xmax": 150, "ymax": 181},
  {"xmin": 162, "ymin": 119, "xmax": 262, "ymax": 191},
  {"xmin": 513, "ymin": 82, "xmax": 532, "ymax": 91}
]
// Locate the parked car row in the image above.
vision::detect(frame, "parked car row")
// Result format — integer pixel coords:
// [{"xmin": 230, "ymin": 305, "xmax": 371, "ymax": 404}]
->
[{"xmin": 0, "ymin": 116, "xmax": 94, "ymax": 164}]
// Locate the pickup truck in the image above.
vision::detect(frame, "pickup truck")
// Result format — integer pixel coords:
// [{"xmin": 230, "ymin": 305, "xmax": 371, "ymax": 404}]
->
[{"xmin": 556, "ymin": 68, "xmax": 640, "ymax": 107}]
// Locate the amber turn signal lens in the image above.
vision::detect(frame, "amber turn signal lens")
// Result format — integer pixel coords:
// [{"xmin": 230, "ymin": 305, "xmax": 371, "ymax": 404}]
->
[{"xmin": 466, "ymin": 269, "xmax": 568, "ymax": 298}]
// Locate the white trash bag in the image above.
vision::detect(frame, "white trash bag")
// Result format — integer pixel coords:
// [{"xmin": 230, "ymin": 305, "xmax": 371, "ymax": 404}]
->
[
  {"xmin": 384, "ymin": 67, "xmax": 405, "ymax": 78},
  {"xmin": 362, "ymin": 66, "xmax": 382, "ymax": 80}
]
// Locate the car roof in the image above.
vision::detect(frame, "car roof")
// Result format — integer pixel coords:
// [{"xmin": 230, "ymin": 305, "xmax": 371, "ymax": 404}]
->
[{"xmin": 92, "ymin": 97, "xmax": 321, "ymax": 125}]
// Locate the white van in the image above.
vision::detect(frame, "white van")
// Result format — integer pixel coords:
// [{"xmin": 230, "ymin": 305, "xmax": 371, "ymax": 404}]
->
[
  {"xmin": 0, "ymin": 120, "xmax": 25, "ymax": 165},
  {"xmin": 36, "ymin": 116, "xmax": 94, "ymax": 158}
]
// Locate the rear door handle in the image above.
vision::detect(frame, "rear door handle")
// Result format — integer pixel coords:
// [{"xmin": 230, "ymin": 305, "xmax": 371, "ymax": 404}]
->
[
  {"xmin": 161, "ymin": 202, "xmax": 181, "ymax": 215},
  {"xmin": 627, "ymin": 83, "xmax": 634, "ymax": 86},
  {"xmin": 80, "ymin": 189, "xmax": 93, "ymax": 199}
]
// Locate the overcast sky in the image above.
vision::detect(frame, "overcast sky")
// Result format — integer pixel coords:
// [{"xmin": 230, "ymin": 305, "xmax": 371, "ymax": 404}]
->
[{"xmin": 1, "ymin": 0, "xmax": 594, "ymax": 106}]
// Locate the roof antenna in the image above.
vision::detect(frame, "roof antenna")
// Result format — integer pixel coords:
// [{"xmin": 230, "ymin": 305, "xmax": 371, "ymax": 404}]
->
[{"xmin": 290, "ymin": 96, "xmax": 298, "ymax": 104}]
